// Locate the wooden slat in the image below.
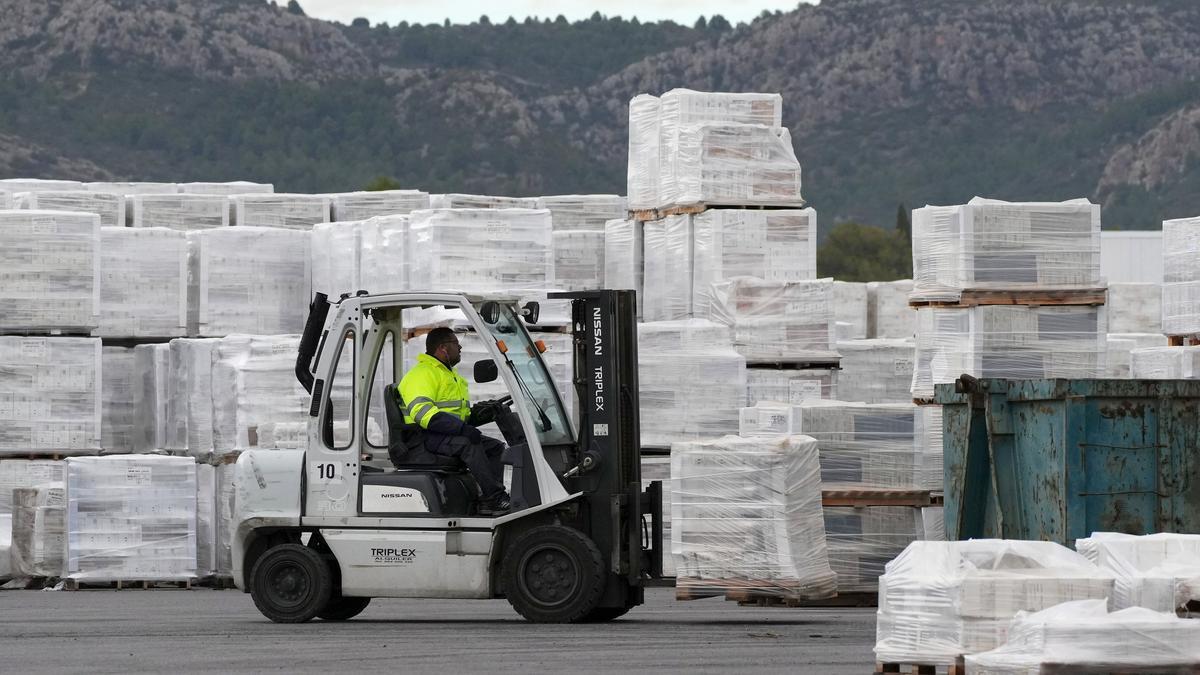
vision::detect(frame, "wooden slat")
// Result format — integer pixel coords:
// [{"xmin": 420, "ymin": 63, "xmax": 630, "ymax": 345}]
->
[
  {"xmin": 822, "ymin": 488, "xmax": 941, "ymax": 508},
  {"xmin": 908, "ymin": 287, "xmax": 1107, "ymax": 308}
]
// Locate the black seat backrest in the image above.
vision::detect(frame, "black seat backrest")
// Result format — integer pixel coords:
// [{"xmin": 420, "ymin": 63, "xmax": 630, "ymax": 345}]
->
[
  {"xmin": 384, "ymin": 381, "xmax": 405, "ymax": 432},
  {"xmin": 385, "ymin": 382, "xmax": 465, "ymax": 471}
]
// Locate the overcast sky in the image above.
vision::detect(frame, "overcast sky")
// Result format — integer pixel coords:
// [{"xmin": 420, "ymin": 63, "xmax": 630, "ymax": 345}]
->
[{"xmin": 295, "ymin": 1, "xmax": 806, "ymax": 26}]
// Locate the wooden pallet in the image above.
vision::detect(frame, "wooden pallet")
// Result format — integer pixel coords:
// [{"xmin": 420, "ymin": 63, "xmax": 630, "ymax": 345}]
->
[
  {"xmin": 99, "ymin": 336, "xmax": 176, "ymax": 348},
  {"xmin": 733, "ymin": 591, "xmax": 877, "ymax": 608},
  {"xmin": 676, "ymin": 578, "xmax": 829, "ymax": 603},
  {"xmin": 1040, "ymin": 665, "xmax": 1200, "ymax": 674},
  {"xmin": 912, "ymin": 397, "xmax": 936, "ymax": 406},
  {"xmin": 196, "ymin": 575, "xmax": 237, "ymax": 590},
  {"xmin": 822, "ymin": 488, "xmax": 943, "ymax": 508},
  {"xmin": 908, "ymin": 287, "xmax": 1107, "ymax": 309},
  {"xmin": 63, "ymin": 578, "xmax": 193, "ymax": 591},
  {"xmin": 1167, "ymin": 335, "xmax": 1200, "ymax": 347},
  {"xmin": 875, "ymin": 658, "xmax": 964, "ymax": 675},
  {"xmin": 630, "ymin": 201, "xmax": 807, "ymax": 222},
  {"xmin": 745, "ymin": 356, "xmax": 842, "ymax": 368}
]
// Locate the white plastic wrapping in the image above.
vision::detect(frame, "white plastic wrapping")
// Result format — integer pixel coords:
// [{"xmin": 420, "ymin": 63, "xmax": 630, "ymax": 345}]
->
[
  {"xmin": 0, "ymin": 513, "xmax": 9, "ymax": 579},
  {"xmin": 177, "ymin": 181, "xmax": 274, "ymax": 196},
  {"xmin": 330, "ymin": 190, "xmax": 429, "ymax": 221},
  {"xmin": 964, "ymin": 599, "xmax": 1200, "ymax": 674},
  {"xmin": 0, "ymin": 178, "xmax": 83, "ymax": 192},
  {"xmin": 215, "ymin": 462, "xmax": 235, "ymax": 577},
  {"xmin": 1076, "ymin": 532, "xmax": 1200, "ymax": 612},
  {"xmin": 359, "ymin": 214, "xmax": 410, "ymax": 295},
  {"xmin": 706, "ymin": 278, "xmax": 836, "ymax": 363},
  {"xmin": 671, "ymin": 434, "xmax": 835, "ymax": 599},
  {"xmin": 837, "ymin": 338, "xmax": 915, "ymax": 403},
  {"xmin": 922, "ymin": 506, "xmax": 945, "ymax": 541},
  {"xmin": 745, "ymin": 367, "xmax": 838, "ymax": 406},
  {"xmin": 231, "ymin": 193, "xmax": 331, "ymax": 229},
  {"xmin": 627, "ymin": 94, "xmax": 662, "ymax": 210},
  {"xmin": 641, "ymin": 215, "xmax": 693, "ymax": 322},
  {"xmin": 833, "ymin": 281, "xmax": 869, "ymax": 340},
  {"xmin": 641, "ymin": 455, "xmax": 674, "ymax": 577},
  {"xmin": 603, "ymin": 218, "xmax": 643, "ymax": 316},
  {"xmin": 692, "ymin": 208, "xmax": 818, "ymax": 312},
  {"xmin": 911, "ymin": 305, "xmax": 1107, "ymax": 398},
  {"xmin": 1105, "ymin": 333, "xmax": 1169, "ymax": 378},
  {"xmin": 428, "ymin": 194, "xmax": 539, "ymax": 209},
  {"xmin": 11, "ymin": 482, "xmax": 65, "ymax": 577},
  {"xmin": 18, "ymin": 190, "xmax": 125, "ymax": 227},
  {"xmin": 0, "ymin": 459, "xmax": 64, "ymax": 514},
  {"xmin": 65, "ymin": 455, "xmax": 197, "ymax": 582},
  {"xmin": 186, "ymin": 227, "xmax": 311, "ymax": 337},
  {"xmin": 100, "ymin": 347, "xmax": 138, "ymax": 453},
  {"xmin": 0, "ymin": 210, "xmax": 100, "ymax": 333},
  {"xmin": 86, "ymin": 181, "xmax": 178, "ymax": 196},
  {"xmin": 1162, "ymin": 216, "xmax": 1200, "ymax": 335},
  {"xmin": 915, "ymin": 404, "xmax": 944, "ymax": 491},
  {"xmin": 195, "ymin": 463, "xmax": 217, "ymax": 578},
  {"xmin": 824, "ymin": 506, "xmax": 922, "ymax": 593},
  {"xmin": 130, "ymin": 194, "xmax": 230, "ymax": 230},
  {"xmin": 535, "ymin": 195, "xmax": 627, "ymax": 232},
  {"xmin": 166, "ymin": 338, "xmax": 219, "ymax": 455},
  {"xmin": 552, "ymin": 230, "xmax": 605, "ymax": 291},
  {"xmin": 210, "ymin": 335, "xmax": 308, "ymax": 453},
  {"xmin": 0, "ymin": 337, "xmax": 102, "ymax": 454},
  {"xmin": 133, "ymin": 343, "xmax": 171, "ymax": 453},
  {"xmin": 1129, "ymin": 345, "xmax": 1200, "ymax": 378},
  {"xmin": 311, "ymin": 220, "xmax": 363, "ymax": 298},
  {"xmin": 911, "ymin": 198, "xmax": 1102, "ymax": 302},
  {"xmin": 407, "ymin": 209, "xmax": 553, "ymax": 293},
  {"xmin": 868, "ymin": 280, "xmax": 917, "ymax": 338},
  {"xmin": 874, "ymin": 540, "xmax": 1114, "ymax": 664},
  {"xmin": 638, "ymin": 320, "xmax": 746, "ymax": 447},
  {"xmin": 1106, "ymin": 282, "xmax": 1162, "ymax": 334},
  {"xmin": 0, "ymin": 190, "xmax": 11, "ymax": 209},
  {"xmin": 96, "ymin": 227, "xmax": 188, "ymax": 338}
]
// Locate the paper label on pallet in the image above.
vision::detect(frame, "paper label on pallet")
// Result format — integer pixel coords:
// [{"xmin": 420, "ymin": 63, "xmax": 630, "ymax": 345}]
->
[
  {"xmin": 894, "ymin": 357, "xmax": 914, "ymax": 377},
  {"xmin": 20, "ymin": 340, "xmax": 48, "ymax": 362},
  {"xmin": 789, "ymin": 380, "xmax": 823, "ymax": 403},
  {"xmin": 125, "ymin": 467, "xmax": 152, "ymax": 486}
]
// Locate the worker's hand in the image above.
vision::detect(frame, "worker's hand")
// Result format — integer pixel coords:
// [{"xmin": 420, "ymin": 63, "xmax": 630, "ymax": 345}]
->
[{"xmin": 469, "ymin": 400, "xmax": 498, "ymax": 426}]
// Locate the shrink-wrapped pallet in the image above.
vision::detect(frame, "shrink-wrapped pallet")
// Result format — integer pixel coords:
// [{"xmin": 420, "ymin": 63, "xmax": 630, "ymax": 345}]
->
[
  {"xmin": 196, "ymin": 463, "xmax": 217, "ymax": 578},
  {"xmin": 96, "ymin": 227, "xmax": 188, "ymax": 338},
  {"xmin": 627, "ymin": 94, "xmax": 662, "ymax": 210},
  {"xmin": 661, "ymin": 123, "xmax": 803, "ymax": 208},
  {"xmin": 11, "ymin": 483, "xmax": 65, "ymax": 577},
  {"xmin": 1075, "ymin": 532, "xmax": 1200, "ymax": 612},
  {"xmin": 1105, "ymin": 333, "xmax": 1168, "ymax": 378},
  {"xmin": 0, "ymin": 210, "xmax": 100, "ymax": 333},
  {"xmin": 408, "ymin": 209, "xmax": 553, "ymax": 293},
  {"xmin": 745, "ymin": 367, "xmax": 837, "ymax": 406},
  {"xmin": 65, "ymin": 455, "xmax": 197, "ymax": 582},
  {"xmin": 177, "ymin": 181, "xmax": 274, "ymax": 196},
  {"xmin": 130, "ymin": 194, "xmax": 230, "ymax": 230},
  {"xmin": 535, "ymin": 195, "xmax": 626, "ymax": 232},
  {"xmin": 18, "ymin": 190, "xmax": 125, "ymax": 227},
  {"xmin": 911, "ymin": 198, "xmax": 1102, "ymax": 302},
  {"xmin": 964, "ymin": 599, "xmax": 1200, "ymax": 674},
  {"xmin": 868, "ymin": 280, "xmax": 917, "ymax": 338},
  {"xmin": 1130, "ymin": 345, "xmax": 1200, "ymax": 378},
  {"xmin": 359, "ymin": 215, "xmax": 410, "ymax": 294},
  {"xmin": 428, "ymin": 194, "xmax": 539, "ymax": 209},
  {"xmin": 0, "ymin": 513, "xmax": 9, "ymax": 578},
  {"xmin": 311, "ymin": 220, "xmax": 363, "ymax": 298},
  {"xmin": 874, "ymin": 540, "xmax": 1114, "ymax": 665},
  {"xmin": 671, "ymin": 434, "xmax": 835, "ymax": 599},
  {"xmin": 86, "ymin": 181, "xmax": 178, "ymax": 196},
  {"xmin": 834, "ymin": 281, "xmax": 869, "ymax": 340},
  {"xmin": 552, "ymin": 230, "xmax": 605, "ymax": 291},
  {"xmin": 706, "ymin": 278, "xmax": 836, "ymax": 363},
  {"xmin": 1162, "ymin": 216, "xmax": 1200, "ymax": 335},
  {"xmin": 915, "ymin": 405, "xmax": 943, "ymax": 491},
  {"xmin": 210, "ymin": 335, "xmax": 308, "ymax": 453},
  {"xmin": 231, "ymin": 193, "xmax": 330, "ymax": 229},
  {"xmin": 330, "ymin": 190, "xmax": 429, "ymax": 221},
  {"xmin": 166, "ymin": 338, "xmax": 218, "ymax": 455},
  {"xmin": 642, "ymin": 215, "xmax": 693, "ymax": 321},
  {"xmin": 0, "ymin": 459, "xmax": 64, "ymax": 514},
  {"xmin": 642, "ymin": 455, "xmax": 674, "ymax": 577},
  {"xmin": 0, "ymin": 178, "xmax": 83, "ymax": 192},
  {"xmin": 911, "ymin": 305, "xmax": 1106, "ymax": 399},
  {"xmin": 0, "ymin": 337, "xmax": 102, "ymax": 454},
  {"xmin": 603, "ymin": 218, "xmax": 643, "ymax": 316},
  {"xmin": 824, "ymin": 506, "xmax": 922, "ymax": 593},
  {"xmin": 0, "ymin": 190, "xmax": 11, "ymax": 209},
  {"xmin": 1106, "ymin": 282, "xmax": 1162, "ymax": 334},
  {"xmin": 692, "ymin": 208, "xmax": 817, "ymax": 312},
  {"xmin": 922, "ymin": 506, "xmax": 945, "ymax": 541},
  {"xmin": 215, "ymin": 462, "xmax": 235, "ymax": 577},
  {"xmin": 186, "ymin": 227, "xmax": 311, "ymax": 336},
  {"xmin": 100, "ymin": 347, "xmax": 138, "ymax": 453},
  {"xmin": 133, "ymin": 344, "xmax": 171, "ymax": 453},
  {"xmin": 638, "ymin": 320, "xmax": 745, "ymax": 447},
  {"xmin": 837, "ymin": 338, "xmax": 915, "ymax": 403}
]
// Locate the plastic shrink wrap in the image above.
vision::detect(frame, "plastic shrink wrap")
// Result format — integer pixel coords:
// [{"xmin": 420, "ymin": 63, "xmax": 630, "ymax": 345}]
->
[
  {"xmin": 177, "ymin": 181, "xmax": 274, "ymax": 196},
  {"xmin": 874, "ymin": 540, "xmax": 1114, "ymax": 664},
  {"xmin": 745, "ymin": 367, "xmax": 837, "ymax": 405},
  {"xmin": 627, "ymin": 94, "xmax": 662, "ymax": 210},
  {"xmin": 86, "ymin": 181, "xmax": 178, "ymax": 196},
  {"xmin": 911, "ymin": 305, "xmax": 1106, "ymax": 399},
  {"xmin": 1130, "ymin": 345, "xmax": 1200, "ymax": 378},
  {"xmin": 0, "ymin": 210, "xmax": 99, "ymax": 333},
  {"xmin": 311, "ymin": 220, "xmax": 363, "ymax": 298},
  {"xmin": 231, "ymin": 193, "xmax": 330, "ymax": 229},
  {"xmin": 0, "ymin": 459, "xmax": 65, "ymax": 514},
  {"xmin": 0, "ymin": 190, "xmax": 11, "ymax": 209},
  {"xmin": 552, "ymin": 230, "xmax": 605, "ymax": 291},
  {"xmin": 216, "ymin": 462, "xmax": 235, "ymax": 576},
  {"xmin": 18, "ymin": 190, "xmax": 125, "ymax": 227},
  {"xmin": 922, "ymin": 506, "xmax": 945, "ymax": 541},
  {"xmin": 692, "ymin": 208, "xmax": 817, "ymax": 303},
  {"xmin": 166, "ymin": 338, "xmax": 218, "ymax": 455},
  {"xmin": 0, "ymin": 337, "xmax": 101, "ymax": 454},
  {"xmin": 0, "ymin": 178, "xmax": 83, "ymax": 192},
  {"xmin": 837, "ymin": 339, "xmax": 915, "ymax": 403},
  {"xmin": 65, "ymin": 455, "xmax": 197, "ymax": 581},
  {"xmin": 915, "ymin": 405, "xmax": 943, "ymax": 491},
  {"xmin": 130, "ymin": 194, "xmax": 230, "ymax": 230},
  {"xmin": 428, "ymin": 194, "xmax": 539, "ymax": 209},
  {"xmin": 824, "ymin": 506, "xmax": 922, "ymax": 592},
  {"xmin": 1076, "ymin": 532, "xmax": 1200, "ymax": 612},
  {"xmin": 408, "ymin": 209, "xmax": 553, "ymax": 293},
  {"xmin": 706, "ymin": 278, "xmax": 835, "ymax": 363},
  {"xmin": 330, "ymin": 190, "xmax": 429, "ymax": 221},
  {"xmin": 196, "ymin": 463, "xmax": 217, "ymax": 577},
  {"xmin": 642, "ymin": 215, "xmax": 693, "ymax": 321},
  {"xmin": 133, "ymin": 344, "xmax": 171, "ymax": 453},
  {"xmin": 641, "ymin": 456, "xmax": 674, "ymax": 577},
  {"xmin": 0, "ymin": 513, "xmax": 9, "ymax": 578},
  {"xmin": 1106, "ymin": 282, "xmax": 1162, "ymax": 334},
  {"xmin": 964, "ymin": 599, "xmax": 1200, "ymax": 675},
  {"xmin": 604, "ymin": 218, "xmax": 643, "ymax": 316},
  {"xmin": 11, "ymin": 483, "xmax": 65, "ymax": 577},
  {"xmin": 868, "ymin": 280, "xmax": 917, "ymax": 339},
  {"xmin": 101, "ymin": 347, "xmax": 138, "ymax": 453},
  {"xmin": 187, "ymin": 227, "xmax": 311, "ymax": 336},
  {"xmin": 638, "ymin": 320, "xmax": 745, "ymax": 447},
  {"xmin": 359, "ymin": 215, "xmax": 410, "ymax": 295},
  {"xmin": 1162, "ymin": 217, "xmax": 1200, "ymax": 335},
  {"xmin": 535, "ymin": 195, "xmax": 626, "ymax": 232},
  {"xmin": 96, "ymin": 227, "xmax": 188, "ymax": 338},
  {"xmin": 911, "ymin": 198, "xmax": 1101, "ymax": 302},
  {"xmin": 834, "ymin": 281, "xmax": 869, "ymax": 340},
  {"xmin": 1105, "ymin": 333, "xmax": 1168, "ymax": 378},
  {"xmin": 660, "ymin": 123, "xmax": 802, "ymax": 208},
  {"xmin": 210, "ymin": 335, "xmax": 309, "ymax": 454},
  {"xmin": 671, "ymin": 434, "xmax": 835, "ymax": 599}
]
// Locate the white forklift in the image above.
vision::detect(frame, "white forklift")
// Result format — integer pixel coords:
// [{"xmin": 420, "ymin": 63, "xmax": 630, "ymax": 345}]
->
[{"xmin": 231, "ymin": 289, "xmax": 664, "ymax": 623}]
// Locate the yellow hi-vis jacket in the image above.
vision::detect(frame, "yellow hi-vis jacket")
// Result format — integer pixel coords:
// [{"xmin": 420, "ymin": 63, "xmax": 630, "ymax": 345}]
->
[{"xmin": 399, "ymin": 353, "xmax": 471, "ymax": 429}]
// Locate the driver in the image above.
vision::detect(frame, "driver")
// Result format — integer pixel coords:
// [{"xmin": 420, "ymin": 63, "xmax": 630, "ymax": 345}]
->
[{"xmin": 399, "ymin": 327, "xmax": 511, "ymax": 516}]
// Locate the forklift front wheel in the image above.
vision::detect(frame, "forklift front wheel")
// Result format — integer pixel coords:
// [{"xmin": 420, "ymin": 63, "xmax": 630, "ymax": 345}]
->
[
  {"xmin": 318, "ymin": 596, "xmax": 372, "ymax": 621},
  {"xmin": 502, "ymin": 525, "xmax": 605, "ymax": 623},
  {"xmin": 250, "ymin": 543, "xmax": 333, "ymax": 623}
]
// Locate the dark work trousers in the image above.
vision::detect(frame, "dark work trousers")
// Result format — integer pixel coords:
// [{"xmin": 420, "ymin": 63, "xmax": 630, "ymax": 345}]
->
[{"xmin": 427, "ymin": 433, "xmax": 507, "ymax": 499}]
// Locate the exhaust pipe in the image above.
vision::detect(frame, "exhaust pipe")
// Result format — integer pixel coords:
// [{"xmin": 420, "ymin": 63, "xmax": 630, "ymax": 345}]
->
[{"xmin": 295, "ymin": 292, "xmax": 330, "ymax": 393}]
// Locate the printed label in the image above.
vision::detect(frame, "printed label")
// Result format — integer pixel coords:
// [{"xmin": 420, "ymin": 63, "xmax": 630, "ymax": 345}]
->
[{"xmin": 126, "ymin": 467, "xmax": 152, "ymax": 486}]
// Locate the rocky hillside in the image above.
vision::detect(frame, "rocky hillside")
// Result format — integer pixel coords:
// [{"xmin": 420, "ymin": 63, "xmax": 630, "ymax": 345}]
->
[{"xmin": 1, "ymin": 0, "xmax": 1198, "ymax": 229}]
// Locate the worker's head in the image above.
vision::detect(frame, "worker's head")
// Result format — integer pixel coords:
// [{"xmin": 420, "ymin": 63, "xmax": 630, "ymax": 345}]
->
[{"xmin": 426, "ymin": 327, "xmax": 462, "ymax": 367}]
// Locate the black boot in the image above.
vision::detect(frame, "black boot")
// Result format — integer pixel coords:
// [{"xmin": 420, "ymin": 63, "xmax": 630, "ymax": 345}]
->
[{"xmin": 478, "ymin": 493, "xmax": 512, "ymax": 516}]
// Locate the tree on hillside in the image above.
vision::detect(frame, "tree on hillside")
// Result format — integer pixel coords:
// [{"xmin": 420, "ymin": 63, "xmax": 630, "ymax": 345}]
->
[
  {"xmin": 286, "ymin": 0, "xmax": 304, "ymax": 16},
  {"xmin": 365, "ymin": 176, "xmax": 402, "ymax": 191},
  {"xmin": 817, "ymin": 221, "xmax": 912, "ymax": 281},
  {"xmin": 895, "ymin": 203, "xmax": 911, "ymax": 243}
]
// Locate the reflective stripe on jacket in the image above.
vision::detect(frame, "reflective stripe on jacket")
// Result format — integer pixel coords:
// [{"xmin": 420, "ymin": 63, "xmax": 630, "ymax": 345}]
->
[{"xmin": 398, "ymin": 352, "xmax": 470, "ymax": 429}]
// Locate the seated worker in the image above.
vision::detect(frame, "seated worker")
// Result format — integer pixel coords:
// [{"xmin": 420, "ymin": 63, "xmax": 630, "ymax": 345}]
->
[{"xmin": 399, "ymin": 327, "xmax": 511, "ymax": 516}]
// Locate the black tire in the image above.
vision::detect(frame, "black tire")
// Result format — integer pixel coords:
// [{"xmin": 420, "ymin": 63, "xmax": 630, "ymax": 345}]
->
[
  {"xmin": 317, "ymin": 596, "xmax": 372, "ymax": 621},
  {"xmin": 502, "ymin": 525, "xmax": 606, "ymax": 623},
  {"xmin": 250, "ymin": 543, "xmax": 333, "ymax": 623},
  {"xmin": 579, "ymin": 605, "xmax": 632, "ymax": 623}
]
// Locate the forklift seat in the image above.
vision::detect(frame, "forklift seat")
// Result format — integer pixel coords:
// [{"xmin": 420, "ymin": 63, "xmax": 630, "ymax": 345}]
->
[{"xmin": 384, "ymin": 383, "xmax": 466, "ymax": 472}]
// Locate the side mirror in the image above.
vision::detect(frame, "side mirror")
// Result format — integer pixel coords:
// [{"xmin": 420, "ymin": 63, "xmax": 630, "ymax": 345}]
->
[
  {"xmin": 480, "ymin": 301, "xmax": 500, "ymax": 324},
  {"xmin": 474, "ymin": 359, "xmax": 499, "ymax": 383},
  {"xmin": 520, "ymin": 301, "xmax": 540, "ymax": 324}
]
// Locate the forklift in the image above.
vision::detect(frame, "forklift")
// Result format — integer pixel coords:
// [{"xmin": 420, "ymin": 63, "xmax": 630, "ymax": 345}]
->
[{"xmin": 230, "ymin": 289, "xmax": 664, "ymax": 623}]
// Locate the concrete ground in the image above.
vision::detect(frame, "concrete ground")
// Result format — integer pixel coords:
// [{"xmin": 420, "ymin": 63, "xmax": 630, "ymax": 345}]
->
[{"xmin": 0, "ymin": 587, "xmax": 877, "ymax": 674}]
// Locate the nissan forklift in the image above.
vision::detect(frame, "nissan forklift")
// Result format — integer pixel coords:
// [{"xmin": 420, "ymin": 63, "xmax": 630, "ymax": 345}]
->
[{"xmin": 230, "ymin": 289, "xmax": 664, "ymax": 623}]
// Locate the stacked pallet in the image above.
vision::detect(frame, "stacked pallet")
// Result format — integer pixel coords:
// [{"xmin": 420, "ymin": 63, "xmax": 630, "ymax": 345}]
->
[
  {"xmin": 1076, "ymin": 532, "xmax": 1200, "ymax": 612},
  {"xmin": 329, "ymin": 190, "xmax": 429, "ymax": 221},
  {"xmin": 230, "ymin": 193, "xmax": 330, "ymax": 229},
  {"xmin": 1162, "ymin": 216, "xmax": 1200, "ymax": 342}
]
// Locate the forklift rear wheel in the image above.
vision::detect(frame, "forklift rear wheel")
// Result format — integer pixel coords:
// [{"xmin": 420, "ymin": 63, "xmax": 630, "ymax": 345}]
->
[
  {"xmin": 318, "ymin": 596, "xmax": 372, "ymax": 621},
  {"xmin": 250, "ymin": 543, "xmax": 333, "ymax": 623},
  {"xmin": 502, "ymin": 525, "xmax": 605, "ymax": 623}
]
